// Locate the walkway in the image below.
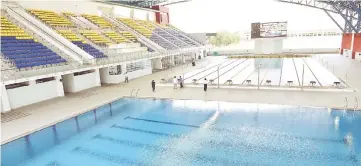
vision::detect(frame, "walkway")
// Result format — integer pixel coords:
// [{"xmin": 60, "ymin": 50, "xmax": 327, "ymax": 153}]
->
[{"xmin": 1, "ymin": 54, "xmax": 360, "ymax": 145}]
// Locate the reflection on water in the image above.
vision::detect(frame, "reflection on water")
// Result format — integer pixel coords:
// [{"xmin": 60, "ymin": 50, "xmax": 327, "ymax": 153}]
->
[{"xmin": 1, "ymin": 99, "xmax": 361, "ymax": 166}]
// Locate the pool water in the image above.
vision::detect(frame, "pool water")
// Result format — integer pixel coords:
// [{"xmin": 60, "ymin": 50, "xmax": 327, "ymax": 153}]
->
[
  {"xmin": 2, "ymin": 98, "xmax": 361, "ymax": 166},
  {"xmin": 183, "ymin": 56, "xmax": 344, "ymax": 88}
]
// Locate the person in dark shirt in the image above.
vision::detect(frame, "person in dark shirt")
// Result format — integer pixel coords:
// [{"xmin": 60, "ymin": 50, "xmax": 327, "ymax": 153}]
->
[{"xmin": 151, "ymin": 80, "xmax": 155, "ymax": 92}]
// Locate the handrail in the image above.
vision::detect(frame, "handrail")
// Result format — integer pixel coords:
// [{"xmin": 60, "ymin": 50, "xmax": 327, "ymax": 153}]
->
[
  {"xmin": 354, "ymin": 97, "xmax": 359, "ymax": 111},
  {"xmin": 135, "ymin": 89, "xmax": 140, "ymax": 97},
  {"xmin": 344, "ymin": 97, "xmax": 348, "ymax": 110},
  {"xmin": 130, "ymin": 89, "xmax": 135, "ymax": 97}
]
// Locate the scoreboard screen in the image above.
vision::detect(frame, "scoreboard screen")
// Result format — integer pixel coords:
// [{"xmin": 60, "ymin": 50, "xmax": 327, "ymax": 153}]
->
[{"xmin": 251, "ymin": 22, "xmax": 287, "ymax": 39}]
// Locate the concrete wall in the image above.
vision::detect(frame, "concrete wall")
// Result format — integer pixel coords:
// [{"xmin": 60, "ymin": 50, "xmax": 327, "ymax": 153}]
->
[
  {"xmin": 355, "ymin": 52, "xmax": 361, "ymax": 62},
  {"xmin": 100, "ymin": 62, "xmax": 152, "ymax": 84},
  {"xmin": 62, "ymin": 70, "xmax": 101, "ymax": 93},
  {"xmin": 5, "ymin": 78, "xmax": 64, "ymax": 111}
]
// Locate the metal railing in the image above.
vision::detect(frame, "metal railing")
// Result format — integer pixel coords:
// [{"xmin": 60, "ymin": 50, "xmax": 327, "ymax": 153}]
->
[
  {"xmin": 354, "ymin": 97, "xmax": 359, "ymax": 111},
  {"xmin": 344, "ymin": 97, "xmax": 348, "ymax": 111},
  {"xmin": 130, "ymin": 89, "xmax": 135, "ymax": 97}
]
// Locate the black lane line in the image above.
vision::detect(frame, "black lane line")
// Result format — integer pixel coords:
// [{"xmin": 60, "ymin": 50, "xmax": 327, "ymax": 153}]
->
[
  {"xmin": 124, "ymin": 117, "xmax": 344, "ymax": 144},
  {"xmin": 302, "ymin": 57, "xmax": 323, "ymax": 87},
  {"xmin": 184, "ymin": 59, "xmax": 233, "ymax": 80},
  {"xmin": 112, "ymin": 124, "xmax": 183, "ymax": 138},
  {"xmin": 225, "ymin": 60, "xmax": 251, "ymax": 84},
  {"xmin": 241, "ymin": 58, "xmax": 272, "ymax": 84},
  {"xmin": 125, "ymin": 116, "xmax": 200, "ymax": 128},
  {"xmin": 93, "ymin": 134, "xmax": 358, "ymax": 164},
  {"xmin": 210, "ymin": 58, "xmax": 248, "ymax": 81},
  {"xmin": 72, "ymin": 146, "xmax": 148, "ymax": 166},
  {"xmin": 197, "ymin": 59, "xmax": 240, "ymax": 81},
  {"xmin": 292, "ymin": 58, "xmax": 301, "ymax": 86},
  {"xmin": 92, "ymin": 134, "xmax": 256, "ymax": 165}
]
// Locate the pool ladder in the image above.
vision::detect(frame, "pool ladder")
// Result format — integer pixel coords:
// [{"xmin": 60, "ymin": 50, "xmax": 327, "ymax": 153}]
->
[
  {"xmin": 130, "ymin": 88, "xmax": 140, "ymax": 98},
  {"xmin": 354, "ymin": 97, "xmax": 359, "ymax": 112}
]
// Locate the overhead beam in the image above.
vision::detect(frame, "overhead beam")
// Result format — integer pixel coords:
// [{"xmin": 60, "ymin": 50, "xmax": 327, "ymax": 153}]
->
[
  {"xmin": 331, "ymin": 2, "xmax": 358, "ymax": 33},
  {"xmin": 324, "ymin": 10, "xmax": 344, "ymax": 32}
]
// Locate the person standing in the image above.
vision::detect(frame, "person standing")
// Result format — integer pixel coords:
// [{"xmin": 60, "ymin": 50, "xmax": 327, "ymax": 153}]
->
[
  {"xmin": 173, "ymin": 76, "xmax": 177, "ymax": 89},
  {"xmin": 151, "ymin": 80, "xmax": 155, "ymax": 92},
  {"xmin": 203, "ymin": 78, "xmax": 208, "ymax": 91},
  {"xmin": 124, "ymin": 72, "xmax": 129, "ymax": 84},
  {"xmin": 179, "ymin": 76, "xmax": 184, "ymax": 88}
]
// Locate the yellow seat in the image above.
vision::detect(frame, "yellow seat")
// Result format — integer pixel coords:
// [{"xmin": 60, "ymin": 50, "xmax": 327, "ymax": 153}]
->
[{"xmin": 28, "ymin": 9, "xmax": 74, "ymax": 27}]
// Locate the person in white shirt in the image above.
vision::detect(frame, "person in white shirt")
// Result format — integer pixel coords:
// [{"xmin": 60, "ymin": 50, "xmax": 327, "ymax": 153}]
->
[
  {"xmin": 173, "ymin": 76, "xmax": 178, "ymax": 89},
  {"xmin": 124, "ymin": 72, "xmax": 129, "ymax": 84},
  {"xmin": 203, "ymin": 78, "xmax": 208, "ymax": 91}
]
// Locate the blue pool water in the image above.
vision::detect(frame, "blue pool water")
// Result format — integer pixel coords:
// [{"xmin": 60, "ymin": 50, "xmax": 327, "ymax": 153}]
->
[{"xmin": 2, "ymin": 98, "xmax": 361, "ymax": 166}]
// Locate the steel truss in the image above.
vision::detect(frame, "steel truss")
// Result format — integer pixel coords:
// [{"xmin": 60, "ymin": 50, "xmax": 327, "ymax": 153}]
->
[{"xmin": 277, "ymin": 0, "xmax": 361, "ymax": 33}]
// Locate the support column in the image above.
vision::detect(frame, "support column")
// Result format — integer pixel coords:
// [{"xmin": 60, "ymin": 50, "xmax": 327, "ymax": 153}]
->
[
  {"xmin": 170, "ymin": 55, "xmax": 175, "ymax": 66},
  {"xmin": 352, "ymin": 33, "xmax": 361, "ymax": 60},
  {"xmin": 1, "ymin": 84, "xmax": 11, "ymax": 112},
  {"xmin": 340, "ymin": 33, "xmax": 353, "ymax": 58},
  {"xmin": 95, "ymin": 69, "xmax": 101, "ymax": 87},
  {"xmin": 152, "ymin": 58, "xmax": 162, "ymax": 70},
  {"xmin": 56, "ymin": 75, "xmax": 65, "ymax": 97}
]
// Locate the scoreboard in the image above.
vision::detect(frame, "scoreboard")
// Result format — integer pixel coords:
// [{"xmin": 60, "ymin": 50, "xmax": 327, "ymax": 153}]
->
[{"xmin": 251, "ymin": 22, "xmax": 287, "ymax": 39}]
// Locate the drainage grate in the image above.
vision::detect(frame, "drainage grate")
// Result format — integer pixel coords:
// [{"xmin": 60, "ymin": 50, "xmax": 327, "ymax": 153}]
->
[{"xmin": 1, "ymin": 111, "xmax": 31, "ymax": 123}]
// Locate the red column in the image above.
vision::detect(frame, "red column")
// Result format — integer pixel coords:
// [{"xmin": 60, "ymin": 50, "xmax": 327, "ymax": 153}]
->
[
  {"xmin": 151, "ymin": 5, "xmax": 170, "ymax": 24},
  {"xmin": 351, "ymin": 33, "xmax": 361, "ymax": 59},
  {"xmin": 340, "ymin": 33, "xmax": 352, "ymax": 55}
]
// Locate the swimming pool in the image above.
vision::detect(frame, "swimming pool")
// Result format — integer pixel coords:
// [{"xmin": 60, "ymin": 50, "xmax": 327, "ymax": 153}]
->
[
  {"xmin": 182, "ymin": 56, "xmax": 345, "ymax": 88},
  {"xmin": 2, "ymin": 98, "xmax": 361, "ymax": 166}
]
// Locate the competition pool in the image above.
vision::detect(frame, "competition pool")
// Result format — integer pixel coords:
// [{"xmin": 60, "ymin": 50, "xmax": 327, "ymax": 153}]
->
[{"xmin": 2, "ymin": 98, "xmax": 361, "ymax": 166}]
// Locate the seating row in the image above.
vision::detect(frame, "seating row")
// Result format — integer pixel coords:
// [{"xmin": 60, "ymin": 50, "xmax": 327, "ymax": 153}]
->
[{"xmin": 1, "ymin": 16, "xmax": 67, "ymax": 68}]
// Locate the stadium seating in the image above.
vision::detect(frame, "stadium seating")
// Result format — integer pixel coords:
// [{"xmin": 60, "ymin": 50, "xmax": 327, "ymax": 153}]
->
[
  {"xmin": 28, "ymin": 9, "xmax": 74, "ymax": 27},
  {"xmin": 57, "ymin": 30, "xmax": 107, "ymax": 58},
  {"xmin": 79, "ymin": 30, "xmax": 111, "ymax": 46},
  {"xmin": 103, "ymin": 31, "xmax": 128, "ymax": 43},
  {"xmin": 137, "ymin": 20, "xmax": 189, "ymax": 48},
  {"xmin": 118, "ymin": 18, "xmax": 178, "ymax": 50},
  {"xmin": 168, "ymin": 24, "xmax": 202, "ymax": 46},
  {"xmin": 1, "ymin": 17, "xmax": 66, "ymax": 68},
  {"xmin": 118, "ymin": 31, "xmax": 137, "ymax": 42},
  {"xmin": 81, "ymin": 14, "xmax": 113, "ymax": 28}
]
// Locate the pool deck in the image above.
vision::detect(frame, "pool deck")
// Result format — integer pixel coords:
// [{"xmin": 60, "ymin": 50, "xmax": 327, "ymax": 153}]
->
[{"xmin": 1, "ymin": 54, "xmax": 361, "ymax": 145}]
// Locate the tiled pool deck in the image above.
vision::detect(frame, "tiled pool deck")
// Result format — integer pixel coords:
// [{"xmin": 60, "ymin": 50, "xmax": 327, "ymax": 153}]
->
[{"xmin": 1, "ymin": 55, "xmax": 360, "ymax": 144}]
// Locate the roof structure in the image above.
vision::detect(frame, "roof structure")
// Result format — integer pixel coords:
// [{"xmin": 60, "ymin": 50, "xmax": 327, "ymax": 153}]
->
[
  {"xmin": 106, "ymin": 0, "xmax": 191, "ymax": 8},
  {"xmin": 277, "ymin": 0, "xmax": 361, "ymax": 33}
]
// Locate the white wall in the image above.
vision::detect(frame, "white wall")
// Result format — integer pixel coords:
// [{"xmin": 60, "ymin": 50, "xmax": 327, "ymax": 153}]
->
[
  {"xmin": 133, "ymin": 8, "xmax": 148, "ymax": 20},
  {"xmin": 100, "ymin": 62, "xmax": 152, "ymax": 84},
  {"xmin": 1, "ymin": 84, "xmax": 11, "ymax": 112},
  {"xmin": 343, "ymin": 49, "xmax": 352, "ymax": 59},
  {"xmin": 355, "ymin": 52, "xmax": 361, "ymax": 61},
  {"xmin": 62, "ymin": 70, "xmax": 101, "ymax": 93},
  {"xmin": 254, "ymin": 38, "xmax": 284, "ymax": 54},
  {"xmin": 6, "ymin": 79, "xmax": 64, "ymax": 110},
  {"xmin": 127, "ymin": 66, "xmax": 152, "ymax": 80},
  {"xmin": 152, "ymin": 58, "xmax": 162, "ymax": 69},
  {"xmin": 114, "ymin": 5, "xmax": 132, "ymax": 18}
]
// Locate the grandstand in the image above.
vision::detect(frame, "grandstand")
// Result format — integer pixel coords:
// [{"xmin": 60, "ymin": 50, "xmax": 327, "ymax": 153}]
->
[
  {"xmin": 1, "ymin": 16, "xmax": 67, "ymax": 69},
  {"xmin": 0, "ymin": 0, "xmax": 206, "ymax": 112}
]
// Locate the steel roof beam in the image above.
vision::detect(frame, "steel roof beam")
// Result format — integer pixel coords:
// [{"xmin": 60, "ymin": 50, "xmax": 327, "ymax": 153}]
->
[{"xmin": 324, "ymin": 10, "xmax": 344, "ymax": 32}]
